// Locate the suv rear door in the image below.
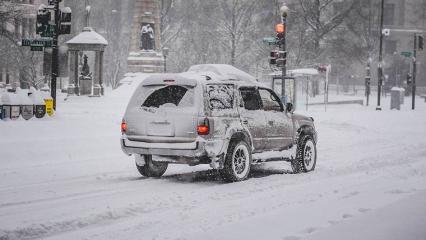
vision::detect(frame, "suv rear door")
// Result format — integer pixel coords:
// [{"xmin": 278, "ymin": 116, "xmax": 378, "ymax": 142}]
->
[
  {"xmin": 125, "ymin": 80, "xmax": 200, "ymax": 142},
  {"xmin": 238, "ymin": 87, "xmax": 267, "ymax": 152}
]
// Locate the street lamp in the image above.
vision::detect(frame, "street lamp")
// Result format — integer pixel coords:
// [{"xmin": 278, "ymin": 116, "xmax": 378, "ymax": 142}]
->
[
  {"xmin": 279, "ymin": 3, "xmax": 289, "ymax": 102},
  {"xmin": 163, "ymin": 47, "xmax": 169, "ymax": 73}
]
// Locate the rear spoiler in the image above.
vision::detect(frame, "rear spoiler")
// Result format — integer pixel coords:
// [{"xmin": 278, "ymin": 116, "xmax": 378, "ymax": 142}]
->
[{"xmin": 142, "ymin": 74, "xmax": 198, "ymax": 87}]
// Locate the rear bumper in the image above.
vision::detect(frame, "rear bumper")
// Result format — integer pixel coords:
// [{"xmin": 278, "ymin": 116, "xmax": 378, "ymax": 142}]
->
[{"xmin": 120, "ymin": 135, "xmax": 215, "ymax": 164}]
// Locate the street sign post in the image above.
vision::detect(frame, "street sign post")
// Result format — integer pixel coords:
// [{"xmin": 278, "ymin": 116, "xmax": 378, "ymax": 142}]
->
[{"xmin": 401, "ymin": 51, "xmax": 412, "ymax": 57}]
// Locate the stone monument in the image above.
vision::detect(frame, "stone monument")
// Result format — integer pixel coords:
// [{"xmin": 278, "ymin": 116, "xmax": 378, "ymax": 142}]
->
[{"xmin": 127, "ymin": 0, "xmax": 164, "ymax": 73}]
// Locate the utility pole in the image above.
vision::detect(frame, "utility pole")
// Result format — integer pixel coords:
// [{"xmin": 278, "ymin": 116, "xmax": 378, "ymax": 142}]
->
[
  {"xmin": 412, "ymin": 34, "xmax": 417, "ymax": 110},
  {"xmin": 376, "ymin": 0, "xmax": 385, "ymax": 111}
]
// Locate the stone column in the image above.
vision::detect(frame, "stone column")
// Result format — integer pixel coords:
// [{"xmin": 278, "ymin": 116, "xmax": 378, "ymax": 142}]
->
[
  {"xmin": 92, "ymin": 51, "xmax": 102, "ymax": 96},
  {"xmin": 99, "ymin": 50, "xmax": 104, "ymax": 95},
  {"xmin": 74, "ymin": 51, "xmax": 79, "ymax": 95},
  {"xmin": 67, "ymin": 50, "xmax": 79, "ymax": 95}
]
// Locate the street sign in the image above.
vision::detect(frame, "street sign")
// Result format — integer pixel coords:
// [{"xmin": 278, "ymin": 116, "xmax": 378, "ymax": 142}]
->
[
  {"xmin": 31, "ymin": 44, "xmax": 44, "ymax": 51},
  {"xmin": 263, "ymin": 37, "xmax": 278, "ymax": 45},
  {"xmin": 22, "ymin": 38, "xmax": 32, "ymax": 47},
  {"xmin": 41, "ymin": 25, "xmax": 55, "ymax": 38},
  {"xmin": 22, "ymin": 38, "xmax": 53, "ymax": 48},
  {"xmin": 401, "ymin": 51, "xmax": 412, "ymax": 57}
]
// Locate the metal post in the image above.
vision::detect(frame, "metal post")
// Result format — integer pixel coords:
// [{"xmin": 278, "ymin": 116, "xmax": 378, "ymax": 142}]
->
[
  {"xmin": 164, "ymin": 55, "xmax": 167, "ymax": 73},
  {"xmin": 281, "ymin": 15, "xmax": 287, "ymax": 103},
  {"xmin": 412, "ymin": 34, "xmax": 417, "ymax": 110},
  {"xmin": 366, "ymin": 61, "xmax": 371, "ymax": 106},
  {"xmin": 51, "ymin": 0, "xmax": 60, "ymax": 110},
  {"xmin": 376, "ymin": 0, "xmax": 384, "ymax": 111}
]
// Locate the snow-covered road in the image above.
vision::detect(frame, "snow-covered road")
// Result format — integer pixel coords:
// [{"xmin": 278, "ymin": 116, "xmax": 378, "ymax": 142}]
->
[{"xmin": 1, "ymin": 75, "xmax": 425, "ymax": 240}]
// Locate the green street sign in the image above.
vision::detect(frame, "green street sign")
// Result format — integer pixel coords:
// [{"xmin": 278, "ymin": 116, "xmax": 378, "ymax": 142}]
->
[
  {"xmin": 41, "ymin": 25, "xmax": 55, "ymax": 38},
  {"xmin": 263, "ymin": 37, "xmax": 278, "ymax": 45},
  {"xmin": 22, "ymin": 38, "xmax": 53, "ymax": 48},
  {"xmin": 22, "ymin": 38, "xmax": 32, "ymax": 47},
  {"xmin": 31, "ymin": 44, "xmax": 44, "ymax": 51},
  {"xmin": 401, "ymin": 51, "xmax": 412, "ymax": 57}
]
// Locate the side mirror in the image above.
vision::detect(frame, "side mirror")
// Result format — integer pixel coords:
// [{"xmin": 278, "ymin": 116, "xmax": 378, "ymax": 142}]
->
[{"xmin": 286, "ymin": 102, "xmax": 294, "ymax": 113}]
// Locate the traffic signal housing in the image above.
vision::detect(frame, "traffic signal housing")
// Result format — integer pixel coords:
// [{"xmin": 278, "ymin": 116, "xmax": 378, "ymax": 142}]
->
[
  {"xmin": 406, "ymin": 73, "xmax": 412, "ymax": 85},
  {"xmin": 36, "ymin": 7, "xmax": 51, "ymax": 35},
  {"xmin": 59, "ymin": 7, "xmax": 72, "ymax": 35}
]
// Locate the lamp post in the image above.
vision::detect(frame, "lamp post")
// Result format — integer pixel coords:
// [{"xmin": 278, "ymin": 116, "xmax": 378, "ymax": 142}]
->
[
  {"xmin": 376, "ymin": 0, "xmax": 385, "ymax": 110},
  {"xmin": 163, "ymin": 47, "xmax": 169, "ymax": 73},
  {"xmin": 279, "ymin": 4, "xmax": 289, "ymax": 102}
]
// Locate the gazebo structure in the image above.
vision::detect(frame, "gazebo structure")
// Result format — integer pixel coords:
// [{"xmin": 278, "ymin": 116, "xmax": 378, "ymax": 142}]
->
[{"xmin": 66, "ymin": 27, "xmax": 108, "ymax": 96}]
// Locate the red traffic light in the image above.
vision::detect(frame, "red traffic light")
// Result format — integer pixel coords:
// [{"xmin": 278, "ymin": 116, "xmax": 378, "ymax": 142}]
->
[{"xmin": 275, "ymin": 24, "xmax": 285, "ymax": 34}]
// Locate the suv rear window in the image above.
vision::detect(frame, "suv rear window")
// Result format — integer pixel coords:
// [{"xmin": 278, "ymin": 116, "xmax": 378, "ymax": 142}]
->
[
  {"xmin": 207, "ymin": 84, "xmax": 234, "ymax": 110},
  {"xmin": 142, "ymin": 85, "xmax": 194, "ymax": 108}
]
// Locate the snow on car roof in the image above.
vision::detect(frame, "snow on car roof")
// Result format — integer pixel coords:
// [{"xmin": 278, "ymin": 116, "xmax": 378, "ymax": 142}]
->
[
  {"xmin": 188, "ymin": 64, "xmax": 257, "ymax": 83},
  {"xmin": 140, "ymin": 64, "xmax": 265, "ymax": 88}
]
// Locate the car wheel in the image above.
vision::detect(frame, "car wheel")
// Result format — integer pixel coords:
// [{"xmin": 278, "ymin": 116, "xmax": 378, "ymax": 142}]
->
[
  {"xmin": 220, "ymin": 141, "xmax": 252, "ymax": 182},
  {"xmin": 136, "ymin": 155, "xmax": 168, "ymax": 177},
  {"xmin": 291, "ymin": 135, "xmax": 317, "ymax": 174}
]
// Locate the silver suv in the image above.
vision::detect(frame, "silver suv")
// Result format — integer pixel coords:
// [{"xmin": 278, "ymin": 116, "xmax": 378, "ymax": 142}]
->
[{"xmin": 121, "ymin": 64, "xmax": 317, "ymax": 182}]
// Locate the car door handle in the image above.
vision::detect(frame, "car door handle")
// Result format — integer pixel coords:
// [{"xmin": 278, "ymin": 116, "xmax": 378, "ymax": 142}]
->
[{"xmin": 242, "ymin": 120, "xmax": 249, "ymax": 125}]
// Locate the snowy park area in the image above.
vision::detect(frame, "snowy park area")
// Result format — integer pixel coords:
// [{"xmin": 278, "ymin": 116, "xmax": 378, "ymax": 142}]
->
[{"xmin": 1, "ymin": 74, "xmax": 426, "ymax": 240}]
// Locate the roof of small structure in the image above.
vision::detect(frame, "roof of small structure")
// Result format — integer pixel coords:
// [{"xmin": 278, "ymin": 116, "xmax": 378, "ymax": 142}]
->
[{"xmin": 66, "ymin": 27, "xmax": 108, "ymax": 46}]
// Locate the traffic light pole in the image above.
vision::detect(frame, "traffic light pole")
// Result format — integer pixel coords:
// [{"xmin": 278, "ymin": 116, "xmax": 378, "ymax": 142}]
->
[
  {"xmin": 281, "ymin": 16, "xmax": 287, "ymax": 102},
  {"xmin": 412, "ymin": 34, "xmax": 417, "ymax": 110},
  {"xmin": 51, "ymin": 0, "xmax": 60, "ymax": 110},
  {"xmin": 376, "ymin": 0, "xmax": 384, "ymax": 111}
]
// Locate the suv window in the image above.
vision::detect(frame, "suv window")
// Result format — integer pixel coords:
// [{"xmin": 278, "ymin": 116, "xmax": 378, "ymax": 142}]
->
[
  {"xmin": 207, "ymin": 84, "xmax": 234, "ymax": 110},
  {"xmin": 240, "ymin": 88, "xmax": 262, "ymax": 111},
  {"xmin": 142, "ymin": 85, "xmax": 194, "ymax": 108},
  {"xmin": 258, "ymin": 88, "xmax": 282, "ymax": 112}
]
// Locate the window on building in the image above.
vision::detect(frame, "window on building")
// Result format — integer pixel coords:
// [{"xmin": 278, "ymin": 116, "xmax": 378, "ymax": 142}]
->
[{"xmin": 384, "ymin": 3, "xmax": 395, "ymax": 26}]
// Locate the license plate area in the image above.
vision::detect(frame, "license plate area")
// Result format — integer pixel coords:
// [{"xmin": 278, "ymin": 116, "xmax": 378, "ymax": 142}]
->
[{"xmin": 147, "ymin": 121, "xmax": 174, "ymax": 137}]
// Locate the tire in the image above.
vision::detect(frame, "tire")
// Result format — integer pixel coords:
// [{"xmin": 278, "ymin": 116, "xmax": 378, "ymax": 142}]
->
[
  {"xmin": 220, "ymin": 141, "xmax": 252, "ymax": 182},
  {"xmin": 136, "ymin": 155, "xmax": 168, "ymax": 177},
  {"xmin": 291, "ymin": 135, "xmax": 317, "ymax": 174}
]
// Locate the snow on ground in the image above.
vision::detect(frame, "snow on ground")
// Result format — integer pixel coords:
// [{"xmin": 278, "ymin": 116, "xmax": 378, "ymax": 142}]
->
[{"xmin": 0, "ymin": 74, "xmax": 426, "ymax": 240}]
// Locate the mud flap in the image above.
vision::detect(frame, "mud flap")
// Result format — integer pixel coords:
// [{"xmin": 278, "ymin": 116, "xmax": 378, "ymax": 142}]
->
[
  {"xmin": 135, "ymin": 154, "xmax": 146, "ymax": 166},
  {"xmin": 209, "ymin": 153, "xmax": 225, "ymax": 169}
]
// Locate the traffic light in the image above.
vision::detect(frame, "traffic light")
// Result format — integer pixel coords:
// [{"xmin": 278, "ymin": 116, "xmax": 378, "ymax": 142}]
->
[
  {"xmin": 406, "ymin": 73, "xmax": 412, "ymax": 85},
  {"xmin": 317, "ymin": 66, "xmax": 327, "ymax": 73},
  {"xmin": 59, "ymin": 7, "xmax": 72, "ymax": 35},
  {"xmin": 275, "ymin": 23, "xmax": 286, "ymax": 45},
  {"xmin": 418, "ymin": 35, "xmax": 424, "ymax": 50},
  {"xmin": 276, "ymin": 51, "xmax": 287, "ymax": 67},
  {"xmin": 36, "ymin": 7, "xmax": 51, "ymax": 35},
  {"xmin": 269, "ymin": 51, "xmax": 278, "ymax": 65}
]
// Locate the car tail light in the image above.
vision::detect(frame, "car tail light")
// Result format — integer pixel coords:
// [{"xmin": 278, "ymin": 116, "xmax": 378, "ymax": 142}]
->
[
  {"xmin": 121, "ymin": 120, "xmax": 127, "ymax": 134},
  {"xmin": 163, "ymin": 79, "xmax": 175, "ymax": 84},
  {"xmin": 197, "ymin": 118, "xmax": 210, "ymax": 135}
]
